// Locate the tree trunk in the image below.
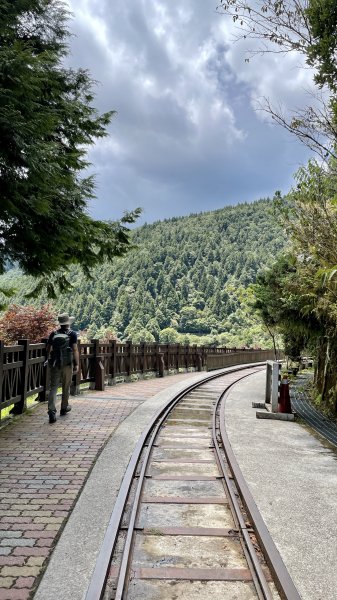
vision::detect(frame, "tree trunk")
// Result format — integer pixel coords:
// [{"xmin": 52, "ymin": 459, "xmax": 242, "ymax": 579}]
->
[{"xmin": 266, "ymin": 325, "xmax": 278, "ymax": 361}]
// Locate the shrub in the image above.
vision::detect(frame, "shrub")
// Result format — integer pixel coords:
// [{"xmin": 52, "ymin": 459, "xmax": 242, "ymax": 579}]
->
[{"xmin": 0, "ymin": 304, "xmax": 57, "ymax": 344}]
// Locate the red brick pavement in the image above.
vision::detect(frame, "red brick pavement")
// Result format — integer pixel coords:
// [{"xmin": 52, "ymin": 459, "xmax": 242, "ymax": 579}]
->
[{"xmin": 0, "ymin": 372, "xmax": 197, "ymax": 599}]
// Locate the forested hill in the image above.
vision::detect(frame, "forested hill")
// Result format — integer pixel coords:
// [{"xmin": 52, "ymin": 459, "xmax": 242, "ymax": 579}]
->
[{"xmin": 1, "ymin": 199, "xmax": 285, "ymax": 346}]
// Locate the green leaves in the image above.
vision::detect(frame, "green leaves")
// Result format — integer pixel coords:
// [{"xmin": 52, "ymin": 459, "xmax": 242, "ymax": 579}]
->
[
  {"xmin": 0, "ymin": 284, "xmax": 16, "ymax": 311},
  {"xmin": 305, "ymin": 0, "xmax": 337, "ymax": 91},
  {"xmin": 0, "ymin": 0, "xmax": 140, "ymax": 294}
]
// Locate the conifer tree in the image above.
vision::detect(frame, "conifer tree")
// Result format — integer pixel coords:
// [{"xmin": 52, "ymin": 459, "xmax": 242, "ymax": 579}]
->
[{"xmin": 0, "ymin": 0, "xmax": 139, "ymax": 295}]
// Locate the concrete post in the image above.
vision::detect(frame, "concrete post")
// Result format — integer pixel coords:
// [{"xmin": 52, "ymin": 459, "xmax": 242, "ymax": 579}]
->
[
  {"xmin": 271, "ymin": 361, "xmax": 280, "ymax": 412},
  {"xmin": 265, "ymin": 360, "xmax": 281, "ymax": 412}
]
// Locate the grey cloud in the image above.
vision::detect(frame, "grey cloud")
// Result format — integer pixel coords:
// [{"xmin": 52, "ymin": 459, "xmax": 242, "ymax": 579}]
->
[{"xmin": 67, "ymin": 0, "xmax": 312, "ymax": 224}]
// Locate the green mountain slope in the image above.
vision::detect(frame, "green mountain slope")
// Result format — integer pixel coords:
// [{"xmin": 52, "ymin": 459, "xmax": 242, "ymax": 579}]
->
[{"xmin": 0, "ymin": 199, "xmax": 285, "ymax": 346}]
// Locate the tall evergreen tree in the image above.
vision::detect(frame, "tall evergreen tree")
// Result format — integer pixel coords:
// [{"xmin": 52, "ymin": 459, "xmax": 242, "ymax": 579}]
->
[{"xmin": 0, "ymin": 0, "xmax": 139, "ymax": 295}]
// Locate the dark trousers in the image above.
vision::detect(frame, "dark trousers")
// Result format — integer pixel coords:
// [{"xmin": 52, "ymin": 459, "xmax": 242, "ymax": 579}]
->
[{"xmin": 48, "ymin": 365, "xmax": 72, "ymax": 413}]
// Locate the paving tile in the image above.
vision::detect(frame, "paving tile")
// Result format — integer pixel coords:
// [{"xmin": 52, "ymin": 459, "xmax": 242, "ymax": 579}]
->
[
  {"xmin": 20, "ymin": 511, "xmax": 51, "ymax": 518},
  {"xmin": 1, "ymin": 519, "xmax": 31, "ymax": 525},
  {"xmin": 0, "ymin": 588, "xmax": 31, "ymax": 599},
  {"xmin": 0, "ymin": 558, "xmax": 25, "ymax": 567},
  {"xmin": 9, "ymin": 525, "xmax": 44, "ymax": 532},
  {"xmin": 13, "ymin": 577, "xmax": 34, "ymax": 589},
  {"xmin": 21, "ymin": 531, "xmax": 56, "ymax": 540},
  {"xmin": 0, "ymin": 540, "xmax": 34, "ymax": 548},
  {"xmin": 1, "ymin": 567, "xmax": 40, "ymax": 578},
  {"xmin": 34, "ymin": 539, "xmax": 54, "ymax": 548},
  {"xmin": 32, "ymin": 517, "xmax": 63, "ymax": 524},
  {"xmin": 0, "ymin": 496, "xmax": 17, "ymax": 501},
  {"xmin": 25, "ymin": 557, "xmax": 45, "ymax": 567},
  {"xmin": 12, "ymin": 548, "xmax": 49, "ymax": 557},
  {"xmin": 0, "ymin": 577, "xmax": 14, "ymax": 588}
]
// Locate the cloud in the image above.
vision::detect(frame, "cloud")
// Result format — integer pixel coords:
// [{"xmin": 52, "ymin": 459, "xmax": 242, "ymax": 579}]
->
[
  {"xmin": 66, "ymin": 0, "xmax": 313, "ymax": 223},
  {"xmin": 223, "ymin": 34, "xmax": 316, "ymax": 119}
]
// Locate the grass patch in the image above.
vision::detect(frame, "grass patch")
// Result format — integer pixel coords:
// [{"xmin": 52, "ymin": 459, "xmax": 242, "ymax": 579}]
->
[{"xmin": 0, "ymin": 394, "xmax": 40, "ymax": 422}]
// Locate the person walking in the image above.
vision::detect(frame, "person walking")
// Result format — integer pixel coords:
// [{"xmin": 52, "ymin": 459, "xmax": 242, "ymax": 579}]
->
[{"xmin": 46, "ymin": 313, "xmax": 79, "ymax": 424}]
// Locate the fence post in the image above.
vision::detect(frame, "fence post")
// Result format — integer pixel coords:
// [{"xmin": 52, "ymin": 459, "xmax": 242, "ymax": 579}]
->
[
  {"xmin": 0, "ymin": 340, "xmax": 4, "ymax": 416},
  {"xmin": 126, "ymin": 340, "xmax": 133, "ymax": 381},
  {"xmin": 159, "ymin": 352, "xmax": 164, "ymax": 378},
  {"xmin": 12, "ymin": 339, "xmax": 29, "ymax": 415},
  {"xmin": 184, "ymin": 344, "xmax": 189, "ymax": 371},
  {"xmin": 193, "ymin": 344, "xmax": 198, "ymax": 370},
  {"xmin": 89, "ymin": 339, "xmax": 96, "ymax": 390},
  {"xmin": 202, "ymin": 347, "xmax": 207, "ymax": 370},
  {"xmin": 92, "ymin": 339, "xmax": 104, "ymax": 391},
  {"xmin": 155, "ymin": 344, "xmax": 164, "ymax": 377},
  {"xmin": 140, "ymin": 342, "xmax": 146, "ymax": 375},
  {"xmin": 109, "ymin": 339, "xmax": 117, "ymax": 385},
  {"xmin": 38, "ymin": 338, "xmax": 49, "ymax": 402},
  {"xmin": 177, "ymin": 344, "xmax": 182, "ymax": 370},
  {"xmin": 89, "ymin": 339, "xmax": 105, "ymax": 391},
  {"xmin": 95, "ymin": 359, "xmax": 105, "ymax": 391},
  {"xmin": 174, "ymin": 344, "xmax": 180, "ymax": 373},
  {"xmin": 70, "ymin": 339, "xmax": 81, "ymax": 396}
]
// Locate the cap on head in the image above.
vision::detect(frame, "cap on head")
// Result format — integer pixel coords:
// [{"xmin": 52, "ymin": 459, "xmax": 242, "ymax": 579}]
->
[{"xmin": 57, "ymin": 313, "xmax": 75, "ymax": 326}]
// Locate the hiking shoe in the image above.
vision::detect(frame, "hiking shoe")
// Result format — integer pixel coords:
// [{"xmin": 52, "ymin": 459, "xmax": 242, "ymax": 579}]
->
[
  {"xmin": 60, "ymin": 405, "xmax": 72, "ymax": 416},
  {"xmin": 48, "ymin": 411, "xmax": 57, "ymax": 424}
]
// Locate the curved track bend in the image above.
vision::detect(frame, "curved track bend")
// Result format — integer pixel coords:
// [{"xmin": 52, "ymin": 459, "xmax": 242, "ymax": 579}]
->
[{"xmin": 86, "ymin": 365, "xmax": 300, "ymax": 600}]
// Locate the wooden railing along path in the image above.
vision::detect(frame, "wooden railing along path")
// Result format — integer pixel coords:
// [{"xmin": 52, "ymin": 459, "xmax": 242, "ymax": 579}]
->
[{"xmin": 0, "ymin": 339, "xmax": 275, "ymax": 417}]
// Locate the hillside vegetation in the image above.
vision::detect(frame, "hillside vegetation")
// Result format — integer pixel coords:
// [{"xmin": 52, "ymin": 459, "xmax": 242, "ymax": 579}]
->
[{"xmin": 0, "ymin": 199, "xmax": 285, "ymax": 346}]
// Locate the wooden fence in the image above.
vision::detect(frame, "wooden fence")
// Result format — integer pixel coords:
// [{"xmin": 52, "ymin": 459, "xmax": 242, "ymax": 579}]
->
[
  {"xmin": 206, "ymin": 349, "xmax": 276, "ymax": 371},
  {"xmin": 0, "ymin": 339, "xmax": 274, "ymax": 416}
]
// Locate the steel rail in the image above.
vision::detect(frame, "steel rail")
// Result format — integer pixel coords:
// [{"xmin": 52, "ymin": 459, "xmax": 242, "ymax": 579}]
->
[
  {"xmin": 113, "ymin": 380, "xmax": 194, "ymax": 600},
  {"xmin": 85, "ymin": 382, "xmax": 192, "ymax": 600},
  {"xmin": 85, "ymin": 364, "xmax": 263, "ymax": 599},
  {"xmin": 212, "ymin": 374, "xmax": 273, "ymax": 600},
  {"xmin": 85, "ymin": 363, "xmax": 273, "ymax": 600},
  {"xmin": 115, "ymin": 366, "xmax": 264, "ymax": 600},
  {"xmin": 219, "ymin": 386, "xmax": 302, "ymax": 600}
]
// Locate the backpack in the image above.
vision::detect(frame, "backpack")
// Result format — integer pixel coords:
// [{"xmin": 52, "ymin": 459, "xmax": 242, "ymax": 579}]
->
[{"xmin": 51, "ymin": 330, "xmax": 73, "ymax": 367}]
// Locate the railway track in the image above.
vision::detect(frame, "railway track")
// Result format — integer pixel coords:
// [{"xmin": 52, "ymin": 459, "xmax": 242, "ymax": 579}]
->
[{"xmin": 86, "ymin": 365, "xmax": 300, "ymax": 600}]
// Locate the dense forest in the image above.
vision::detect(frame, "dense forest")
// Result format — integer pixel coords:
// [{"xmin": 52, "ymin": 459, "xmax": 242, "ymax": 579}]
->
[
  {"xmin": 0, "ymin": 199, "xmax": 285, "ymax": 347},
  {"xmin": 219, "ymin": 0, "xmax": 337, "ymax": 415}
]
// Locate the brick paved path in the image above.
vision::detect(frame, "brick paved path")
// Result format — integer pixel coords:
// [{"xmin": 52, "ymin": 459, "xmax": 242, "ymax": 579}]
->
[{"xmin": 0, "ymin": 373, "xmax": 196, "ymax": 599}]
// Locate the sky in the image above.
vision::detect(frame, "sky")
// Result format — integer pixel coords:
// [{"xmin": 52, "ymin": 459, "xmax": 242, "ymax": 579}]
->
[{"xmin": 66, "ymin": 0, "xmax": 314, "ymax": 225}]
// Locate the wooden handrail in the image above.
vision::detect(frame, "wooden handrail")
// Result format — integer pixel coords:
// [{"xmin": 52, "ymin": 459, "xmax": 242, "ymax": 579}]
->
[{"xmin": 0, "ymin": 339, "xmax": 269, "ymax": 416}]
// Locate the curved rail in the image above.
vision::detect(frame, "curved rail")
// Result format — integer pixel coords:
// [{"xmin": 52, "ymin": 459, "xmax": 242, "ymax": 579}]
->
[
  {"xmin": 218, "ymin": 388, "xmax": 301, "ymax": 600},
  {"xmin": 213, "ymin": 389, "xmax": 273, "ymax": 600},
  {"xmin": 85, "ymin": 364, "xmax": 300, "ymax": 600}
]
